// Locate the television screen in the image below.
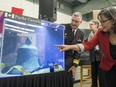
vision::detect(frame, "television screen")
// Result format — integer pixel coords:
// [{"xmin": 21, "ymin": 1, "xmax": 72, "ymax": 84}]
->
[{"xmin": 0, "ymin": 16, "xmax": 64, "ymax": 77}]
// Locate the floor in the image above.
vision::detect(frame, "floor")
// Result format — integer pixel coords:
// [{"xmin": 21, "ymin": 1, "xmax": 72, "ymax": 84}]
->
[
  {"xmin": 74, "ymin": 80, "xmax": 91, "ymax": 87},
  {"xmin": 74, "ymin": 66, "xmax": 92, "ymax": 87}
]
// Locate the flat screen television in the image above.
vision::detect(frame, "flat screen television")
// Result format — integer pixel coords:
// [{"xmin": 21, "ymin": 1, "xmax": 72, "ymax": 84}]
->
[{"xmin": 0, "ymin": 11, "xmax": 65, "ymax": 77}]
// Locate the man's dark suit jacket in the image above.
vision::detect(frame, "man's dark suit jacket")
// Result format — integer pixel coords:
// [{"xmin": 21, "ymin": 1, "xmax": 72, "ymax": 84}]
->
[{"xmin": 64, "ymin": 24, "xmax": 84, "ymax": 70}]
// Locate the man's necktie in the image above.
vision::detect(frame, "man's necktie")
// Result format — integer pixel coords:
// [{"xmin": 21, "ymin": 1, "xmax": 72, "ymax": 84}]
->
[{"xmin": 72, "ymin": 30, "xmax": 75, "ymax": 36}]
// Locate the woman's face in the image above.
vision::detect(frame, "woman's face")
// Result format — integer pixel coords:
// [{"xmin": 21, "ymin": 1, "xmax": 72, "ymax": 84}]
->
[
  {"xmin": 99, "ymin": 15, "xmax": 114, "ymax": 32},
  {"xmin": 89, "ymin": 22, "xmax": 97, "ymax": 31}
]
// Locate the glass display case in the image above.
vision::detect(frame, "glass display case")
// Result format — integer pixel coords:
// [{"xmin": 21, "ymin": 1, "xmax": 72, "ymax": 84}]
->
[{"xmin": 0, "ymin": 11, "xmax": 65, "ymax": 77}]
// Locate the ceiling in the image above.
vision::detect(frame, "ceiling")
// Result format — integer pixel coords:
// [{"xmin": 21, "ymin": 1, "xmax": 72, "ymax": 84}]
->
[
  {"xmin": 26, "ymin": 0, "xmax": 116, "ymax": 21},
  {"xmin": 26, "ymin": 0, "xmax": 92, "ymax": 14},
  {"xmin": 26, "ymin": 0, "xmax": 90, "ymax": 6},
  {"xmin": 26, "ymin": 0, "xmax": 116, "ymax": 13},
  {"xmin": 62, "ymin": 0, "xmax": 90, "ymax": 6}
]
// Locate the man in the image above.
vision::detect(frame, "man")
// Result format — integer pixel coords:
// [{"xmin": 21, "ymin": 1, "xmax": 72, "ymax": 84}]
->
[
  {"xmin": 64, "ymin": 12, "xmax": 84, "ymax": 85},
  {"xmin": 88, "ymin": 20, "xmax": 102, "ymax": 87}
]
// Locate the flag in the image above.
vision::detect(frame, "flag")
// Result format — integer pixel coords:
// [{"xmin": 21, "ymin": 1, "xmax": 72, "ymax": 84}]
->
[{"xmin": 11, "ymin": 7, "xmax": 23, "ymax": 15}]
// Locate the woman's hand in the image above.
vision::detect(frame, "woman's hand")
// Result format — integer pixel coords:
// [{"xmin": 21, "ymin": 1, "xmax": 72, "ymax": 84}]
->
[
  {"xmin": 55, "ymin": 45, "xmax": 71, "ymax": 51},
  {"xmin": 55, "ymin": 44, "xmax": 80, "ymax": 51}
]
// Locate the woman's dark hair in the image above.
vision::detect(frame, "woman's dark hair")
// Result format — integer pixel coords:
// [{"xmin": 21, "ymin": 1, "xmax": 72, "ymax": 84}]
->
[{"xmin": 97, "ymin": 6, "xmax": 116, "ymax": 33}]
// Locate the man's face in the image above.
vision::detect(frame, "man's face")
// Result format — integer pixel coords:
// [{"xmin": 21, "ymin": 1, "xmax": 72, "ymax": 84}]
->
[{"xmin": 70, "ymin": 16, "xmax": 82, "ymax": 29}]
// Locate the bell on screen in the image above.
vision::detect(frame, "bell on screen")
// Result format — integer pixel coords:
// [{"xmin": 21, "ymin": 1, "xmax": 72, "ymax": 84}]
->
[{"xmin": 0, "ymin": 17, "xmax": 65, "ymax": 77}]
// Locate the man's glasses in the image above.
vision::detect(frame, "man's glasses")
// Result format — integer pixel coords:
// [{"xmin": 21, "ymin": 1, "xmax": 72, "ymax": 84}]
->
[{"xmin": 100, "ymin": 19, "xmax": 110, "ymax": 24}]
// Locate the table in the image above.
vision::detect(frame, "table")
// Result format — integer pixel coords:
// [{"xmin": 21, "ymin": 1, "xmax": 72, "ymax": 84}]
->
[{"xmin": 0, "ymin": 71, "xmax": 73, "ymax": 87}]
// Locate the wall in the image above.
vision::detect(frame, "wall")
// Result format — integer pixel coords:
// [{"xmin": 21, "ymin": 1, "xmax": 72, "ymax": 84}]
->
[
  {"xmin": 0, "ymin": 0, "xmax": 89, "ymax": 28},
  {"xmin": 79, "ymin": 21, "xmax": 89, "ymax": 29},
  {"xmin": 0, "ymin": 0, "xmax": 71, "ymax": 24}
]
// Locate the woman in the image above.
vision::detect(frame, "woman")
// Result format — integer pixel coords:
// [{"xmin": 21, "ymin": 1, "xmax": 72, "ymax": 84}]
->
[
  {"xmin": 88, "ymin": 20, "xmax": 102, "ymax": 87},
  {"xmin": 56, "ymin": 6, "xmax": 116, "ymax": 87}
]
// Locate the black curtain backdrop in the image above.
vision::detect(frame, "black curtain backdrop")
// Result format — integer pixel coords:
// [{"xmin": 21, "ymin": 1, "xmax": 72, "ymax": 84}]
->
[{"xmin": 0, "ymin": 71, "xmax": 73, "ymax": 87}]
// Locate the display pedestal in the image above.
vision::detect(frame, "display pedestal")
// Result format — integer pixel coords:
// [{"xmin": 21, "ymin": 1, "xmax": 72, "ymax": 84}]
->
[{"xmin": 0, "ymin": 71, "xmax": 73, "ymax": 87}]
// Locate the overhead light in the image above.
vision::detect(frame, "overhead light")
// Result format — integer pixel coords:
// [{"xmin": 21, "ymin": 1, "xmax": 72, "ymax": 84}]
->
[
  {"xmin": 5, "ymin": 19, "xmax": 26, "ymax": 25},
  {"xmin": 5, "ymin": 24, "xmax": 20, "ymax": 29},
  {"xmin": 5, "ymin": 19, "xmax": 44, "ymax": 29},
  {"xmin": 27, "ymin": 24, "xmax": 44, "ymax": 29},
  {"xmin": 5, "ymin": 24, "xmax": 34, "ymax": 32},
  {"xmin": 21, "ymin": 28, "xmax": 35, "ymax": 32},
  {"xmin": 77, "ymin": 0, "xmax": 88, "ymax": 3},
  {"xmin": 114, "ymin": 6, "xmax": 116, "ymax": 9},
  {"xmin": 5, "ymin": 27, "xmax": 28, "ymax": 33}
]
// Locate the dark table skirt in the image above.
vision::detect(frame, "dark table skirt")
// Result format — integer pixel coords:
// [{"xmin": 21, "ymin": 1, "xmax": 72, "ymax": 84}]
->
[{"xmin": 0, "ymin": 71, "xmax": 73, "ymax": 87}]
